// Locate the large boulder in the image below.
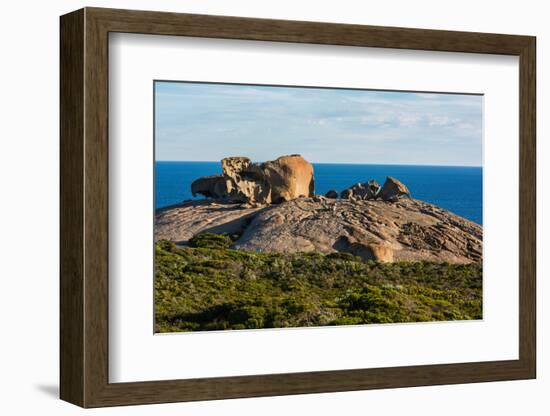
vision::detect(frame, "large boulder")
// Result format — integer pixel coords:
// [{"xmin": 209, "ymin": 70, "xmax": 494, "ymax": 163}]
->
[
  {"xmin": 263, "ymin": 155, "xmax": 315, "ymax": 203},
  {"xmin": 191, "ymin": 155, "xmax": 314, "ymax": 204},
  {"xmin": 378, "ymin": 176, "xmax": 411, "ymax": 202}
]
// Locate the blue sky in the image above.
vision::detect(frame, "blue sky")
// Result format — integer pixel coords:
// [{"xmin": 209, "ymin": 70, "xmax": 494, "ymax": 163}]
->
[{"xmin": 154, "ymin": 81, "xmax": 482, "ymax": 166}]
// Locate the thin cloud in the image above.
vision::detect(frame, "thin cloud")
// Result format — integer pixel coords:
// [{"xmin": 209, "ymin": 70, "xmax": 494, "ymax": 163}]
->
[{"xmin": 155, "ymin": 82, "xmax": 482, "ymax": 166}]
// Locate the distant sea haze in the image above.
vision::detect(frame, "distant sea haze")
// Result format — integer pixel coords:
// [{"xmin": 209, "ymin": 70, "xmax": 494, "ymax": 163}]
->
[{"xmin": 155, "ymin": 161, "xmax": 483, "ymax": 225}]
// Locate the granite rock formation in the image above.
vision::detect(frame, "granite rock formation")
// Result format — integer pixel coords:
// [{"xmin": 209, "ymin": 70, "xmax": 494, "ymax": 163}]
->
[
  {"xmin": 155, "ymin": 197, "xmax": 482, "ymax": 264},
  {"xmin": 340, "ymin": 177, "xmax": 408, "ymax": 202},
  {"xmin": 341, "ymin": 182, "xmax": 369, "ymax": 200},
  {"xmin": 191, "ymin": 155, "xmax": 314, "ymax": 205},
  {"xmin": 162, "ymin": 160, "xmax": 480, "ymax": 264},
  {"xmin": 378, "ymin": 176, "xmax": 411, "ymax": 201}
]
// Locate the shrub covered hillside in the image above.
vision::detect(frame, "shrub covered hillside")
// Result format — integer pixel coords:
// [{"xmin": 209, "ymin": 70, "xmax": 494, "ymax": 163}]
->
[{"xmin": 155, "ymin": 234, "xmax": 482, "ymax": 332}]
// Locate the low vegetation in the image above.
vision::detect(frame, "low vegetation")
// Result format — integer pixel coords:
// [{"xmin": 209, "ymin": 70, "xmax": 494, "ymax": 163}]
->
[{"xmin": 155, "ymin": 234, "xmax": 482, "ymax": 332}]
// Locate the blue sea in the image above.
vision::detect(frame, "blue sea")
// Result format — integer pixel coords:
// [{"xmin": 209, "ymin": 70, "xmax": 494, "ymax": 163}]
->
[{"xmin": 156, "ymin": 162, "xmax": 483, "ymax": 225}]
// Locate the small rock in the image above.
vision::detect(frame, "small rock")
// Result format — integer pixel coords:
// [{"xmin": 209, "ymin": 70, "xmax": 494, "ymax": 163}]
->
[
  {"xmin": 366, "ymin": 180, "xmax": 381, "ymax": 200},
  {"xmin": 325, "ymin": 189, "xmax": 338, "ymax": 199},
  {"xmin": 340, "ymin": 189, "xmax": 353, "ymax": 199}
]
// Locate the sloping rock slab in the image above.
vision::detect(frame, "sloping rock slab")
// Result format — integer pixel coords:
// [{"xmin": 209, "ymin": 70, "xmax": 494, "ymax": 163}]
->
[
  {"xmin": 155, "ymin": 198, "xmax": 482, "ymax": 264},
  {"xmin": 155, "ymin": 200, "xmax": 264, "ymax": 244},
  {"xmin": 233, "ymin": 198, "xmax": 482, "ymax": 263}
]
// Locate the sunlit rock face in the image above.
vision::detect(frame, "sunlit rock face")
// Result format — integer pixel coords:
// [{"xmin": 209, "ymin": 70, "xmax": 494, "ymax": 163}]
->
[
  {"xmin": 191, "ymin": 155, "xmax": 315, "ymax": 205},
  {"xmin": 340, "ymin": 177, "xmax": 409, "ymax": 202},
  {"xmin": 378, "ymin": 176, "xmax": 411, "ymax": 202}
]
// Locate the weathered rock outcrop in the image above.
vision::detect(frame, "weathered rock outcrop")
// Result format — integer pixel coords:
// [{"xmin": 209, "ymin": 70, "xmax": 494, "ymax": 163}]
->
[
  {"xmin": 155, "ymin": 200, "xmax": 265, "ymax": 244},
  {"xmin": 190, "ymin": 175, "xmax": 228, "ymax": 199},
  {"xmin": 262, "ymin": 155, "xmax": 315, "ymax": 203},
  {"xmin": 191, "ymin": 155, "xmax": 314, "ymax": 205},
  {"xmin": 155, "ymin": 197, "xmax": 482, "ymax": 264},
  {"xmin": 366, "ymin": 180, "xmax": 381, "ymax": 199},
  {"xmin": 340, "ymin": 177, "xmax": 407, "ymax": 201},
  {"xmin": 163, "ymin": 167, "xmax": 480, "ymax": 264},
  {"xmin": 378, "ymin": 176, "xmax": 411, "ymax": 201},
  {"xmin": 341, "ymin": 182, "xmax": 369, "ymax": 200},
  {"xmin": 340, "ymin": 180, "xmax": 380, "ymax": 200}
]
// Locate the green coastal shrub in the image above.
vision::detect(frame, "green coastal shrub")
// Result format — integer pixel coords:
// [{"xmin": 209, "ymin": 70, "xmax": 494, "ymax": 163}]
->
[
  {"xmin": 188, "ymin": 232, "xmax": 233, "ymax": 249},
  {"xmin": 154, "ymin": 240, "xmax": 482, "ymax": 332}
]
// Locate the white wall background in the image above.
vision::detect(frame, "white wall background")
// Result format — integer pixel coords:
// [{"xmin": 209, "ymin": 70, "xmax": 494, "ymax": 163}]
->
[{"xmin": 0, "ymin": 0, "xmax": 545, "ymax": 414}]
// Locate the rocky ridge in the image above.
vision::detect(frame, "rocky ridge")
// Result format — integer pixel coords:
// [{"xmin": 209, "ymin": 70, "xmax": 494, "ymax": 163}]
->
[
  {"xmin": 156, "ymin": 155, "xmax": 482, "ymax": 264},
  {"xmin": 155, "ymin": 197, "xmax": 482, "ymax": 264}
]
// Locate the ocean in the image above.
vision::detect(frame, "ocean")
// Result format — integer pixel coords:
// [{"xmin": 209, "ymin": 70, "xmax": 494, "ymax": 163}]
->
[{"xmin": 155, "ymin": 161, "xmax": 483, "ymax": 225}]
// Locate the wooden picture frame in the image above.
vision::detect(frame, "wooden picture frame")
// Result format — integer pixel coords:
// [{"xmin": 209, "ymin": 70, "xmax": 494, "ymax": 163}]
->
[{"xmin": 60, "ymin": 7, "xmax": 536, "ymax": 408}]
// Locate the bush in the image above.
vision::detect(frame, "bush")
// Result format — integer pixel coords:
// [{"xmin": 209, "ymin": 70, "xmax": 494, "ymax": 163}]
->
[
  {"xmin": 188, "ymin": 233, "xmax": 233, "ymax": 249},
  {"xmin": 154, "ymin": 238, "xmax": 482, "ymax": 332}
]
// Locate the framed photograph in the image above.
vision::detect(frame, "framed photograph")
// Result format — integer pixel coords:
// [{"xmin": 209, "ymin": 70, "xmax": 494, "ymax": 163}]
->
[{"xmin": 60, "ymin": 7, "xmax": 536, "ymax": 408}]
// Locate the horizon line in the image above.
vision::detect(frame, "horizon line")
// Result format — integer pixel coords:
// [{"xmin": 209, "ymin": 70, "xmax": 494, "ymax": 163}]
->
[{"xmin": 155, "ymin": 160, "xmax": 482, "ymax": 168}]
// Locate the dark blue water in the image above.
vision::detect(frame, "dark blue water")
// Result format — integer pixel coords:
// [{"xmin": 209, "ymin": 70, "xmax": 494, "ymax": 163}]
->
[{"xmin": 156, "ymin": 161, "xmax": 482, "ymax": 224}]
